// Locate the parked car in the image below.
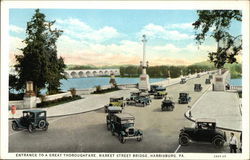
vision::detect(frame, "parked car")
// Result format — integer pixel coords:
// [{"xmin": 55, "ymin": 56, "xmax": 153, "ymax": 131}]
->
[
  {"xmin": 178, "ymin": 93, "xmax": 191, "ymax": 104},
  {"xmin": 12, "ymin": 110, "xmax": 49, "ymax": 133},
  {"xmin": 126, "ymin": 92, "xmax": 151, "ymax": 107},
  {"xmin": 106, "ymin": 107, "xmax": 122, "ymax": 130},
  {"xmin": 161, "ymin": 97, "xmax": 175, "ymax": 111},
  {"xmin": 148, "ymin": 85, "xmax": 160, "ymax": 95},
  {"xmin": 209, "ymin": 75, "xmax": 213, "ymax": 79},
  {"xmin": 104, "ymin": 97, "xmax": 125, "ymax": 113},
  {"xmin": 179, "ymin": 118, "xmax": 227, "ymax": 147},
  {"xmin": 154, "ymin": 86, "xmax": 167, "ymax": 99},
  {"xmin": 180, "ymin": 78, "xmax": 186, "ymax": 84},
  {"xmin": 205, "ymin": 78, "xmax": 211, "ymax": 84},
  {"xmin": 194, "ymin": 84, "xmax": 202, "ymax": 92},
  {"xmin": 110, "ymin": 113, "xmax": 143, "ymax": 143}
]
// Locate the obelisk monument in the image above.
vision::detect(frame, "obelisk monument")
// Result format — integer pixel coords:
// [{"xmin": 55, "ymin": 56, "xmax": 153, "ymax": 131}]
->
[{"xmin": 139, "ymin": 35, "xmax": 150, "ymax": 91}]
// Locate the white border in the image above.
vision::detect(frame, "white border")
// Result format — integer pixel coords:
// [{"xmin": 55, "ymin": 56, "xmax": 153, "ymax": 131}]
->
[{"xmin": 1, "ymin": 1, "xmax": 249, "ymax": 159}]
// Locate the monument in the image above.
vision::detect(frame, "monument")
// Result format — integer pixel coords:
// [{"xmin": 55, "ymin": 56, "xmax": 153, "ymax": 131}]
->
[
  {"xmin": 139, "ymin": 35, "xmax": 150, "ymax": 91},
  {"xmin": 23, "ymin": 81, "xmax": 37, "ymax": 108}
]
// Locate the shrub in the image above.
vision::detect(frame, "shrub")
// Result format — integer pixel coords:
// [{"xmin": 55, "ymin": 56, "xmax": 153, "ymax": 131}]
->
[
  {"xmin": 37, "ymin": 95, "xmax": 81, "ymax": 108},
  {"xmin": 69, "ymin": 88, "xmax": 77, "ymax": 96}
]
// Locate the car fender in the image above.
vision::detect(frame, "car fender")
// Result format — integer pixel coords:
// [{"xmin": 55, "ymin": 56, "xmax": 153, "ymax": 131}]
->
[
  {"xmin": 12, "ymin": 119, "xmax": 21, "ymax": 128},
  {"xmin": 120, "ymin": 131, "xmax": 126, "ymax": 136},
  {"xmin": 212, "ymin": 135, "xmax": 225, "ymax": 142},
  {"xmin": 179, "ymin": 132, "xmax": 190, "ymax": 139}
]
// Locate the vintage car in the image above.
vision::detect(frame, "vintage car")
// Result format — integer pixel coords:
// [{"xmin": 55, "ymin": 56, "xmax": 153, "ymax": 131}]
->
[
  {"xmin": 110, "ymin": 113, "xmax": 143, "ymax": 143},
  {"xmin": 126, "ymin": 92, "xmax": 151, "ymax": 107},
  {"xmin": 148, "ymin": 85, "xmax": 160, "ymax": 95},
  {"xmin": 178, "ymin": 93, "xmax": 191, "ymax": 104},
  {"xmin": 154, "ymin": 86, "xmax": 167, "ymax": 99},
  {"xmin": 106, "ymin": 107, "xmax": 122, "ymax": 130},
  {"xmin": 209, "ymin": 74, "xmax": 213, "ymax": 79},
  {"xmin": 205, "ymin": 78, "xmax": 211, "ymax": 84},
  {"xmin": 104, "ymin": 97, "xmax": 125, "ymax": 113},
  {"xmin": 161, "ymin": 97, "xmax": 175, "ymax": 111},
  {"xmin": 12, "ymin": 110, "xmax": 49, "ymax": 133},
  {"xmin": 194, "ymin": 84, "xmax": 203, "ymax": 92},
  {"xmin": 180, "ymin": 78, "xmax": 186, "ymax": 84},
  {"xmin": 179, "ymin": 118, "xmax": 227, "ymax": 147}
]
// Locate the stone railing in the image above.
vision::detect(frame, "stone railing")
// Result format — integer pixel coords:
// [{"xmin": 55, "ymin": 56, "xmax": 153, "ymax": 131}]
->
[{"xmin": 230, "ymin": 85, "xmax": 242, "ymax": 91}]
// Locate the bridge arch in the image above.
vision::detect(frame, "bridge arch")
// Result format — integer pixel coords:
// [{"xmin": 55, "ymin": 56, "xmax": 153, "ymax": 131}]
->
[
  {"xmin": 64, "ymin": 72, "xmax": 71, "ymax": 78},
  {"xmin": 71, "ymin": 71, "xmax": 78, "ymax": 78},
  {"xmin": 79, "ymin": 71, "xmax": 86, "ymax": 78},
  {"xmin": 93, "ymin": 71, "xmax": 98, "ymax": 76}
]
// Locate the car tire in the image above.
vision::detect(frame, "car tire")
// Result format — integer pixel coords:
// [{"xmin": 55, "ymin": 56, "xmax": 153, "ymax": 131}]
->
[
  {"xmin": 137, "ymin": 134, "xmax": 143, "ymax": 142},
  {"xmin": 111, "ymin": 128, "xmax": 115, "ymax": 136},
  {"xmin": 179, "ymin": 135, "xmax": 190, "ymax": 146},
  {"xmin": 213, "ymin": 137, "xmax": 225, "ymax": 147},
  {"xmin": 107, "ymin": 123, "xmax": 111, "ymax": 130},
  {"xmin": 28, "ymin": 124, "xmax": 34, "ymax": 133},
  {"xmin": 119, "ymin": 134, "xmax": 126, "ymax": 144},
  {"xmin": 12, "ymin": 122, "xmax": 18, "ymax": 131},
  {"xmin": 38, "ymin": 120, "xmax": 46, "ymax": 128},
  {"xmin": 42, "ymin": 125, "xmax": 48, "ymax": 131}
]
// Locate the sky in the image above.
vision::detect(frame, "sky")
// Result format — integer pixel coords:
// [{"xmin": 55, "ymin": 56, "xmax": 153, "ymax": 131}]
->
[{"xmin": 9, "ymin": 9, "xmax": 242, "ymax": 66}]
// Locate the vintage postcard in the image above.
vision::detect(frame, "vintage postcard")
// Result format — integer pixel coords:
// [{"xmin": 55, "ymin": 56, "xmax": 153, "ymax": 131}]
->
[{"xmin": 1, "ymin": 0, "xmax": 249, "ymax": 159}]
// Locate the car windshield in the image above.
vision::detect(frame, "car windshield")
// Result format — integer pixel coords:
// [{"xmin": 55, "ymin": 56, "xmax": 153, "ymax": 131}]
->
[{"xmin": 123, "ymin": 123, "xmax": 134, "ymax": 128}]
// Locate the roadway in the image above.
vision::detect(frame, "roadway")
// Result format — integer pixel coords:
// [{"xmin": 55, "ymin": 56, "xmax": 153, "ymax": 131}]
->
[{"xmin": 9, "ymin": 75, "xmax": 235, "ymax": 153}]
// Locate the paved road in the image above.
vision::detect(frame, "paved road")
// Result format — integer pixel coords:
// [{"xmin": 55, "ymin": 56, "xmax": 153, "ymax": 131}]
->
[{"xmin": 9, "ymin": 75, "xmax": 236, "ymax": 153}]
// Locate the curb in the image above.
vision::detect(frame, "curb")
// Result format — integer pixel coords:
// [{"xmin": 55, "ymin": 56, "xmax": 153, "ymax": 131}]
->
[{"xmin": 9, "ymin": 106, "xmax": 104, "ymax": 120}]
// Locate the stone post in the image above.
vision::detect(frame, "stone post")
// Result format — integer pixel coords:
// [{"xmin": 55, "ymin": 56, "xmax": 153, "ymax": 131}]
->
[{"xmin": 23, "ymin": 81, "xmax": 37, "ymax": 108}]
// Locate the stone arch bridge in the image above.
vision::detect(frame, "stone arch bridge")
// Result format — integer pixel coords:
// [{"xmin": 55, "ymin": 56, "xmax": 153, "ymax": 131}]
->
[{"xmin": 64, "ymin": 69, "xmax": 120, "ymax": 78}]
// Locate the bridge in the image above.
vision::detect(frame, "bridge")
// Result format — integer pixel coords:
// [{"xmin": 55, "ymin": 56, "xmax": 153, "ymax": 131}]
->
[{"xmin": 64, "ymin": 69, "xmax": 120, "ymax": 78}]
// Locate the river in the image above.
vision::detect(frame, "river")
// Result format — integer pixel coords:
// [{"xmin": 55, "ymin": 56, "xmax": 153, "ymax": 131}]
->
[{"xmin": 60, "ymin": 77, "xmax": 164, "ymax": 91}]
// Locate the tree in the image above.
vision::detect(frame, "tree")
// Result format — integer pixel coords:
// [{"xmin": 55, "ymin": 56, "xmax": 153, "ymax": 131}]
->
[
  {"xmin": 193, "ymin": 10, "xmax": 242, "ymax": 69},
  {"xmin": 14, "ymin": 9, "xmax": 66, "ymax": 95}
]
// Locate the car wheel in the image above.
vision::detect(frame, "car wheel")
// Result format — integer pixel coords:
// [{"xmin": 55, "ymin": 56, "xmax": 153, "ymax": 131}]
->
[
  {"xmin": 179, "ymin": 135, "xmax": 190, "ymax": 146},
  {"xmin": 119, "ymin": 134, "xmax": 126, "ymax": 144},
  {"xmin": 107, "ymin": 123, "xmax": 111, "ymax": 130},
  {"xmin": 38, "ymin": 120, "xmax": 46, "ymax": 128},
  {"xmin": 111, "ymin": 128, "xmax": 115, "ymax": 136},
  {"xmin": 12, "ymin": 122, "xmax": 18, "ymax": 131},
  {"xmin": 137, "ymin": 134, "xmax": 143, "ymax": 142},
  {"xmin": 213, "ymin": 137, "xmax": 225, "ymax": 147},
  {"xmin": 28, "ymin": 124, "xmax": 34, "ymax": 133},
  {"xmin": 42, "ymin": 125, "xmax": 48, "ymax": 131}
]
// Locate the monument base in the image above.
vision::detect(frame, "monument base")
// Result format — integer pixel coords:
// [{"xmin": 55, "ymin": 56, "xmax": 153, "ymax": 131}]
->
[
  {"xmin": 139, "ymin": 74, "xmax": 150, "ymax": 91},
  {"xmin": 23, "ymin": 96, "xmax": 37, "ymax": 109}
]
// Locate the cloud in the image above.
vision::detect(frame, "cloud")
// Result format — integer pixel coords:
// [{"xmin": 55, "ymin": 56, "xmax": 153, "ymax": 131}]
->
[
  {"xmin": 9, "ymin": 36, "xmax": 26, "ymax": 64},
  {"xmin": 9, "ymin": 25, "xmax": 24, "ymax": 33},
  {"xmin": 139, "ymin": 23, "xmax": 192, "ymax": 40},
  {"xmin": 56, "ymin": 18, "xmax": 122, "ymax": 42},
  {"xmin": 166, "ymin": 22, "xmax": 193, "ymax": 30}
]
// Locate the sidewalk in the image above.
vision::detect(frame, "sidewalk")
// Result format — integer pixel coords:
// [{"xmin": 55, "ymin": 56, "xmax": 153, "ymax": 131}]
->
[
  {"xmin": 185, "ymin": 89, "xmax": 242, "ymax": 132},
  {"xmin": 9, "ymin": 88, "xmax": 137, "ymax": 119}
]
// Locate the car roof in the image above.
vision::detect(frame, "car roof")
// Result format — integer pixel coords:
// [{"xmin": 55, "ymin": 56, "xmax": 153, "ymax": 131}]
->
[
  {"xmin": 107, "ymin": 106, "xmax": 122, "ymax": 111},
  {"xmin": 23, "ymin": 110, "xmax": 46, "ymax": 113},
  {"xmin": 110, "ymin": 97, "xmax": 123, "ymax": 99},
  {"xmin": 196, "ymin": 118, "xmax": 216, "ymax": 123},
  {"xmin": 115, "ymin": 113, "xmax": 135, "ymax": 120}
]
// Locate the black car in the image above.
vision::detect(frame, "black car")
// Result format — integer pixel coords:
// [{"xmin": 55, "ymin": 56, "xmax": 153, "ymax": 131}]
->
[
  {"xmin": 180, "ymin": 78, "xmax": 186, "ymax": 84},
  {"xmin": 12, "ymin": 110, "xmax": 49, "ymax": 133},
  {"xmin": 126, "ymin": 92, "xmax": 151, "ymax": 107},
  {"xmin": 194, "ymin": 84, "xmax": 202, "ymax": 92},
  {"xmin": 154, "ymin": 86, "xmax": 167, "ymax": 99},
  {"xmin": 104, "ymin": 97, "xmax": 125, "ymax": 113},
  {"xmin": 209, "ymin": 75, "xmax": 213, "ymax": 79},
  {"xmin": 106, "ymin": 107, "xmax": 122, "ymax": 130},
  {"xmin": 161, "ymin": 97, "xmax": 175, "ymax": 111},
  {"xmin": 110, "ymin": 113, "xmax": 143, "ymax": 143},
  {"xmin": 148, "ymin": 85, "xmax": 159, "ymax": 95},
  {"xmin": 178, "ymin": 93, "xmax": 191, "ymax": 104},
  {"xmin": 205, "ymin": 78, "xmax": 211, "ymax": 84},
  {"xmin": 179, "ymin": 118, "xmax": 227, "ymax": 147}
]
